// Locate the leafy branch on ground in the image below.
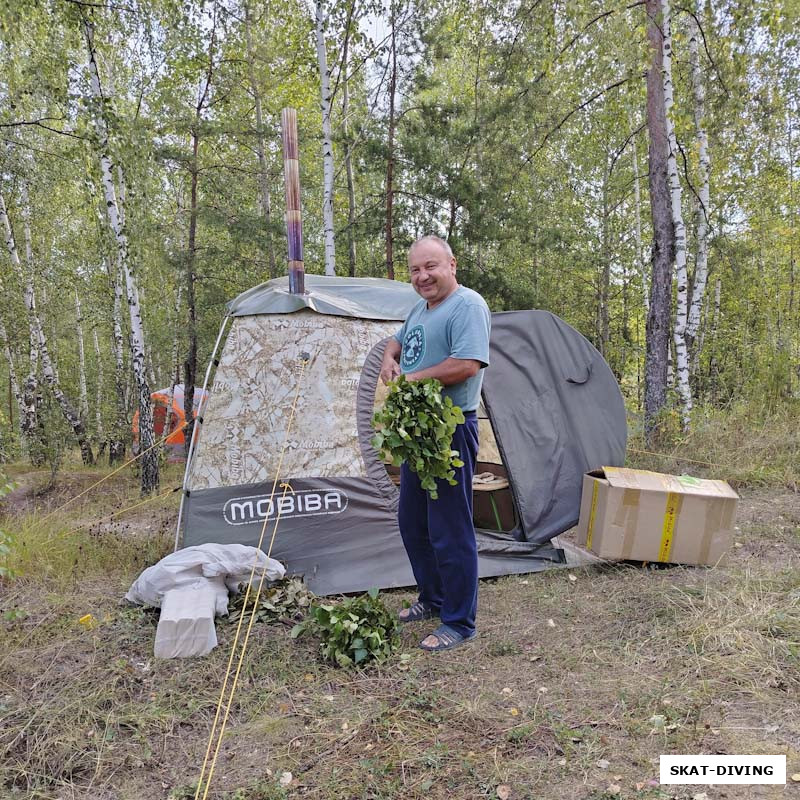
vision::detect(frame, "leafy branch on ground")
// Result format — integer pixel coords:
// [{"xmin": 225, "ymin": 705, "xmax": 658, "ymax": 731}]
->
[
  {"xmin": 372, "ymin": 375, "xmax": 465, "ymax": 499},
  {"xmin": 291, "ymin": 588, "xmax": 400, "ymax": 668},
  {"xmin": 227, "ymin": 575, "xmax": 314, "ymax": 625}
]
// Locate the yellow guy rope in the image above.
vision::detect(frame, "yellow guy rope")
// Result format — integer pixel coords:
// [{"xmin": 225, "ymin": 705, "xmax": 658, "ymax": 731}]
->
[
  {"xmin": 36, "ymin": 419, "xmax": 190, "ymax": 527},
  {"xmin": 626, "ymin": 446, "xmax": 730, "ymax": 471},
  {"xmin": 194, "ymin": 356, "xmax": 309, "ymax": 800},
  {"xmin": 51, "ymin": 484, "xmax": 181, "ymax": 542}
]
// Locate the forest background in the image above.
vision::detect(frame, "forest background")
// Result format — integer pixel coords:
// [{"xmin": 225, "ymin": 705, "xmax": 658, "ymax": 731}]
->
[{"xmin": 0, "ymin": 0, "xmax": 798, "ymax": 491}]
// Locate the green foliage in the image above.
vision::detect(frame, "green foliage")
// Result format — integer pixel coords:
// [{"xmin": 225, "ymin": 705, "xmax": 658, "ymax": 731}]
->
[
  {"xmin": 227, "ymin": 576, "xmax": 314, "ymax": 625},
  {"xmin": 291, "ymin": 588, "xmax": 400, "ymax": 669},
  {"xmin": 0, "ymin": 475, "xmax": 17, "ymax": 580},
  {"xmin": 371, "ymin": 375, "xmax": 465, "ymax": 499}
]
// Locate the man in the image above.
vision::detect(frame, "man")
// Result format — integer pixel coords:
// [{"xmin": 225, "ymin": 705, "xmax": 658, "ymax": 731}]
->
[{"xmin": 380, "ymin": 235, "xmax": 491, "ymax": 652}]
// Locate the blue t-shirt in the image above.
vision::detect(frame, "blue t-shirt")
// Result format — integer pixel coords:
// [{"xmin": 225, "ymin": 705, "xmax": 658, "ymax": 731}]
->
[{"xmin": 394, "ymin": 286, "xmax": 491, "ymax": 412}]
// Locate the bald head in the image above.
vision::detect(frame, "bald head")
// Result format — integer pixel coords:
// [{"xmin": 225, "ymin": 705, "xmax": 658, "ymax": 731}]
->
[{"xmin": 408, "ymin": 235, "xmax": 453, "ymax": 261}]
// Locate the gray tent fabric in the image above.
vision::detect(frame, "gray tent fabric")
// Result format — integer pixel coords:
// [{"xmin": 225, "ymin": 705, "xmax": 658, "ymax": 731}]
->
[
  {"xmin": 481, "ymin": 310, "xmax": 627, "ymax": 545},
  {"xmin": 180, "ymin": 280, "xmax": 627, "ymax": 595},
  {"xmin": 227, "ymin": 274, "xmax": 418, "ymax": 320}
]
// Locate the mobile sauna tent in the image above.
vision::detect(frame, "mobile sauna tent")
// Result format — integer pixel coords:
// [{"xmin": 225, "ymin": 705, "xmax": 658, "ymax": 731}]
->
[{"xmin": 178, "ymin": 274, "xmax": 627, "ymax": 594}]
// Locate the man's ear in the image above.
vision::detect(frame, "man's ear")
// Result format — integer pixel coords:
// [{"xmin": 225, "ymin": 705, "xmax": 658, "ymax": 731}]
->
[{"xmin": 451, "ymin": 257, "xmax": 457, "ymax": 273}]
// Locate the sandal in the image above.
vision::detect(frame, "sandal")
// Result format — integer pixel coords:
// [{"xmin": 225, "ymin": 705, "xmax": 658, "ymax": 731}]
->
[
  {"xmin": 398, "ymin": 601, "xmax": 437, "ymax": 623},
  {"xmin": 419, "ymin": 623, "xmax": 476, "ymax": 652}
]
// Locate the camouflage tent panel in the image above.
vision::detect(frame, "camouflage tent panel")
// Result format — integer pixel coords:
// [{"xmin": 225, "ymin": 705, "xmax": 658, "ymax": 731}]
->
[{"xmin": 187, "ymin": 311, "xmax": 401, "ymax": 491}]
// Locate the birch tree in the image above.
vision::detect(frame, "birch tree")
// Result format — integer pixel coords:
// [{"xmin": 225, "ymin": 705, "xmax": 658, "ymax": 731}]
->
[
  {"xmin": 75, "ymin": 288, "xmax": 89, "ymax": 425},
  {"xmin": 0, "ymin": 191, "xmax": 94, "ymax": 464},
  {"xmin": 316, "ymin": 0, "xmax": 337, "ymax": 276},
  {"xmin": 82, "ymin": 13, "xmax": 158, "ymax": 492},
  {"xmin": 685, "ymin": 5, "xmax": 711, "ymax": 373},
  {"xmin": 660, "ymin": 0, "xmax": 692, "ymax": 430}
]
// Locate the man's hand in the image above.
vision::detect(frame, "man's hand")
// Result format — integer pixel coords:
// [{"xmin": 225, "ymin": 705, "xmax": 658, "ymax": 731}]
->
[{"xmin": 380, "ymin": 339, "xmax": 402, "ymax": 385}]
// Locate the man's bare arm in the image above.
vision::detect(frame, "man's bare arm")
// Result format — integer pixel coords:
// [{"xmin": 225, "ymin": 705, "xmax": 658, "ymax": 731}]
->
[
  {"xmin": 406, "ymin": 357, "xmax": 481, "ymax": 386},
  {"xmin": 380, "ymin": 338, "xmax": 402, "ymax": 384}
]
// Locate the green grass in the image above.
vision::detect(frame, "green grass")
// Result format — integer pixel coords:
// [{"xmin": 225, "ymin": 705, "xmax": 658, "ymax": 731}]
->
[
  {"xmin": 0, "ymin": 417, "xmax": 799, "ymax": 799},
  {"xmin": 626, "ymin": 399, "xmax": 800, "ymax": 490}
]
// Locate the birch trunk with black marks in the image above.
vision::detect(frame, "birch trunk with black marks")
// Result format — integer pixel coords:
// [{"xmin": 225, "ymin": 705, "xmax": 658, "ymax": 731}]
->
[
  {"xmin": 19, "ymin": 185, "xmax": 43, "ymax": 462},
  {"xmin": 83, "ymin": 15, "xmax": 157, "ymax": 490},
  {"xmin": 1, "ymin": 191, "xmax": 93, "ymax": 463},
  {"xmin": 644, "ymin": 0, "xmax": 674, "ymax": 444},
  {"xmin": 316, "ymin": 0, "xmax": 336, "ymax": 276},
  {"xmin": 385, "ymin": 3, "xmax": 397, "ymax": 281},
  {"xmin": 685, "ymin": 6, "xmax": 711, "ymax": 376},
  {"xmin": 660, "ymin": 0, "xmax": 691, "ymax": 430},
  {"xmin": 108, "ymin": 258, "xmax": 127, "ymax": 465},
  {"xmin": 75, "ymin": 289, "xmax": 89, "ymax": 425},
  {"xmin": 243, "ymin": 0, "xmax": 277, "ymax": 279},
  {"xmin": 91, "ymin": 325, "xmax": 106, "ymax": 455},
  {"xmin": 341, "ymin": 10, "xmax": 357, "ymax": 277}
]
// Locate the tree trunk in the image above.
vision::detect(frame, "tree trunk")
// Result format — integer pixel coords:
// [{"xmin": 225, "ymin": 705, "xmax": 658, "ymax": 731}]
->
[
  {"xmin": 18, "ymin": 185, "xmax": 43, "ymax": 462},
  {"xmin": 598, "ymin": 159, "xmax": 611, "ymax": 358},
  {"xmin": 91, "ymin": 325, "xmax": 106, "ymax": 455},
  {"xmin": 660, "ymin": 0, "xmax": 692, "ymax": 430},
  {"xmin": 685, "ymin": 5, "xmax": 711, "ymax": 377},
  {"xmin": 243, "ymin": 0, "xmax": 278, "ymax": 279},
  {"xmin": 385, "ymin": 3, "xmax": 397, "ymax": 281},
  {"xmin": 83, "ymin": 14, "xmax": 156, "ymax": 490},
  {"xmin": 75, "ymin": 288, "xmax": 89, "ymax": 425},
  {"xmin": 108, "ymin": 258, "xmax": 127, "ymax": 465},
  {"xmin": 0, "ymin": 190, "xmax": 93, "ymax": 464},
  {"xmin": 316, "ymin": 0, "xmax": 337, "ymax": 276},
  {"xmin": 0, "ymin": 319, "xmax": 26, "ymax": 438},
  {"xmin": 644, "ymin": 0, "xmax": 674, "ymax": 444},
  {"xmin": 341, "ymin": 7, "xmax": 358, "ymax": 277},
  {"xmin": 631, "ymin": 128, "xmax": 649, "ymax": 313}
]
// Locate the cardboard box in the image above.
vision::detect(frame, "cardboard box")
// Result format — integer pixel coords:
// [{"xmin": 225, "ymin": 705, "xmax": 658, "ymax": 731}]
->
[{"xmin": 575, "ymin": 467, "xmax": 739, "ymax": 565}]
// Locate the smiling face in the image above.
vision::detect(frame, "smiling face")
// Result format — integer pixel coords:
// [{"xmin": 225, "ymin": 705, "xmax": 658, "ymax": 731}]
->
[{"xmin": 408, "ymin": 238, "xmax": 458, "ymax": 309}]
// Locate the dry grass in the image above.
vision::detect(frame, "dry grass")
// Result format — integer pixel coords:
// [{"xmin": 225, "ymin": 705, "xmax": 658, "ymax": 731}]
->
[{"xmin": 0, "ymin": 462, "xmax": 799, "ymax": 799}]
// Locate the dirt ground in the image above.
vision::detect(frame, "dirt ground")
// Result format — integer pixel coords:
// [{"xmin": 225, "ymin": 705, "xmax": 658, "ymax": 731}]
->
[{"xmin": 0, "ymin": 473, "xmax": 798, "ymax": 800}]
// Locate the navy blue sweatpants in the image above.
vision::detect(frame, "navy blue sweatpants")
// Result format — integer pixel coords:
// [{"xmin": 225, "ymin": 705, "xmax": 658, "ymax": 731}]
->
[{"xmin": 398, "ymin": 412, "xmax": 479, "ymax": 638}]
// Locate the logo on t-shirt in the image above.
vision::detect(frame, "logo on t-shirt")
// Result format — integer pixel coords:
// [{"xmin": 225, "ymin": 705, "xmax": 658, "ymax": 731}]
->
[{"xmin": 401, "ymin": 325, "xmax": 425, "ymax": 371}]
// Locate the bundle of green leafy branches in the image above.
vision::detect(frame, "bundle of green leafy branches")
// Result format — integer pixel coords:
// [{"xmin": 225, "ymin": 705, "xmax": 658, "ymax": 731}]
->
[
  {"xmin": 227, "ymin": 576, "xmax": 314, "ymax": 625},
  {"xmin": 291, "ymin": 589, "xmax": 400, "ymax": 668},
  {"xmin": 372, "ymin": 375, "xmax": 465, "ymax": 499}
]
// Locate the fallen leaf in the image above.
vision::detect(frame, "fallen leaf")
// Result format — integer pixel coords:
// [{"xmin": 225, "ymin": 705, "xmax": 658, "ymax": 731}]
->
[
  {"xmin": 497, "ymin": 785, "xmax": 511, "ymax": 800},
  {"xmin": 606, "ymin": 784, "xmax": 621, "ymax": 795},
  {"xmin": 303, "ymin": 673, "xmax": 314, "ymax": 681},
  {"xmin": 547, "ymin": 618, "xmax": 556, "ymax": 628},
  {"xmin": 502, "ymin": 687, "xmax": 513, "ymax": 695},
  {"xmin": 538, "ymin": 686, "xmax": 548, "ymax": 693},
  {"xmin": 529, "ymin": 655, "xmax": 541, "ymax": 663},
  {"xmin": 510, "ymin": 707, "xmax": 520, "ymax": 716},
  {"xmin": 692, "ymin": 793, "xmax": 709, "ymax": 800},
  {"xmin": 791, "ymin": 773, "xmax": 800, "ymax": 782},
  {"xmin": 279, "ymin": 771, "xmax": 293, "ymax": 787},
  {"xmin": 558, "ymin": 758, "xmax": 567, "ymax": 766},
  {"xmin": 613, "ymin": 775, "xmax": 623, "ymax": 781},
  {"xmin": 568, "ymin": 574, "xmax": 578, "ymax": 582},
  {"xmin": 597, "ymin": 759, "xmax": 610, "ymax": 769},
  {"xmin": 635, "ymin": 782, "xmax": 646, "ymax": 791}
]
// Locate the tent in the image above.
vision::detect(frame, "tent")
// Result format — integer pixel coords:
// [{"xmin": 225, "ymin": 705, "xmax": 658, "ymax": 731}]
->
[
  {"xmin": 133, "ymin": 385, "xmax": 207, "ymax": 460},
  {"xmin": 177, "ymin": 275, "xmax": 626, "ymax": 594}
]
